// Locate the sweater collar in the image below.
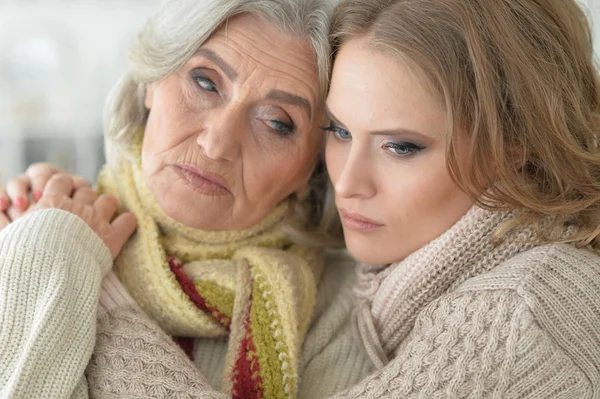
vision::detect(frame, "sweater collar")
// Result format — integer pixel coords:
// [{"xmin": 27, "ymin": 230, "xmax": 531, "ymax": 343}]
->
[{"xmin": 354, "ymin": 206, "xmax": 539, "ymax": 367}]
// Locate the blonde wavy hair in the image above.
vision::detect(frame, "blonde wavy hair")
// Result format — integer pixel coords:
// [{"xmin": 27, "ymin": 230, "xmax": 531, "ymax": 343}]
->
[
  {"xmin": 102, "ymin": 0, "xmax": 342, "ymax": 246},
  {"xmin": 331, "ymin": 0, "xmax": 600, "ymax": 249}
]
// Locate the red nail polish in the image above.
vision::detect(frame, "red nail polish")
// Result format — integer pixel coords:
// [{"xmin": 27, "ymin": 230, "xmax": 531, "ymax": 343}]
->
[
  {"xmin": 15, "ymin": 197, "xmax": 28, "ymax": 210},
  {"xmin": 33, "ymin": 191, "xmax": 43, "ymax": 201}
]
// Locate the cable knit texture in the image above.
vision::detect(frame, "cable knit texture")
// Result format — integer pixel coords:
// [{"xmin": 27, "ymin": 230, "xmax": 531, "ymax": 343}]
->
[
  {"xmin": 3, "ymin": 205, "xmax": 600, "ymax": 398},
  {"xmin": 0, "ymin": 209, "xmax": 371, "ymax": 399},
  {"xmin": 353, "ymin": 207, "xmax": 537, "ymax": 365},
  {"xmin": 87, "ymin": 252, "xmax": 372, "ymax": 399},
  {"xmin": 89, "ymin": 206, "xmax": 600, "ymax": 398}
]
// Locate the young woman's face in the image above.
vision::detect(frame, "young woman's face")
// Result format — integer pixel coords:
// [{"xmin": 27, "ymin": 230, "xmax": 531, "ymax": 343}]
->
[
  {"xmin": 325, "ymin": 39, "xmax": 474, "ymax": 265},
  {"xmin": 142, "ymin": 14, "xmax": 323, "ymax": 230}
]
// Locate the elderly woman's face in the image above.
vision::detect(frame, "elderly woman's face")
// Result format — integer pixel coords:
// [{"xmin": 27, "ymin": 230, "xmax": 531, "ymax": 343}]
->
[{"xmin": 142, "ymin": 14, "xmax": 323, "ymax": 230}]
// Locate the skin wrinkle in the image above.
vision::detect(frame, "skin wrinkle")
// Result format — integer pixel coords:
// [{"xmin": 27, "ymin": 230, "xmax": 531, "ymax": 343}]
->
[
  {"xmin": 195, "ymin": 45, "xmax": 314, "ymax": 129},
  {"xmin": 210, "ymin": 27, "xmax": 318, "ymax": 103},
  {"xmin": 215, "ymin": 25, "xmax": 317, "ymax": 80},
  {"xmin": 141, "ymin": 14, "xmax": 322, "ymax": 231},
  {"xmin": 195, "ymin": 49, "xmax": 239, "ymax": 81}
]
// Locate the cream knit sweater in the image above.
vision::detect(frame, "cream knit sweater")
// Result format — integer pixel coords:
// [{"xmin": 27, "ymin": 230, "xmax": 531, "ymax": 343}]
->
[
  {"xmin": 0, "ymin": 209, "xmax": 372, "ymax": 399},
  {"xmin": 2, "ymin": 207, "xmax": 600, "ymax": 398}
]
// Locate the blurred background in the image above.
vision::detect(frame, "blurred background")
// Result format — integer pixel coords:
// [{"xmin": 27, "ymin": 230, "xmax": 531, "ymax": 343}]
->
[
  {"xmin": 0, "ymin": 0, "xmax": 159, "ymax": 184},
  {"xmin": 0, "ymin": 0, "xmax": 598, "ymax": 185}
]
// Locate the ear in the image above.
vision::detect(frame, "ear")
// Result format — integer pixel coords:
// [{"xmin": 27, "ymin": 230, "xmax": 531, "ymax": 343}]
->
[{"xmin": 144, "ymin": 83, "xmax": 155, "ymax": 110}]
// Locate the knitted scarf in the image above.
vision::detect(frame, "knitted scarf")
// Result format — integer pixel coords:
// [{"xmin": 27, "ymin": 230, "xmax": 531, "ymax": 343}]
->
[
  {"xmin": 354, "ymin": 206, "xmax": 541, "ymax": 368},
  {"xmin": 97, "ymin": 141, "xmax": 323, "ymax": 399}
]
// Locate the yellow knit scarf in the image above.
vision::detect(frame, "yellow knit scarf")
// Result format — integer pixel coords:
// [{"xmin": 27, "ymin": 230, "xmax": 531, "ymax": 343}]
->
[{"xmin": 97, "ymin": 143, "xmax": 322, "ymax": 399}]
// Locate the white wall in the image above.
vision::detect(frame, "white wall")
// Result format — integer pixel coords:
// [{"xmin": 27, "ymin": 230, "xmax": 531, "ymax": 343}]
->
[
  {"xmin": 0, "ymin": 1, "xmax": 159, "ymax": 183},
  {"xmin": 579, "ymin": 0, "xmax": 600, "ymax": 59}
]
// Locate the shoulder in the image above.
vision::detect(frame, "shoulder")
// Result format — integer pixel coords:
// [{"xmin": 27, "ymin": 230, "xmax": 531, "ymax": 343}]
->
[
  {"xmin": 456, "ymin": 243, "xmax": 600, "ymax": 308},
  {"xmin": 449, "ymin": 244, "xmax": 600, "ymax": 388}
]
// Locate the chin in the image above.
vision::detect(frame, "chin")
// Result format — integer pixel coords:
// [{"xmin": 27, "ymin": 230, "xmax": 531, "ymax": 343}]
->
[
  {"xmin": 345, "ymin": 236, "xmax": 395, "ymax": 266},
  {"xmin": 154, "ymin": 190, "xmax": 214, "ymax": 229}
]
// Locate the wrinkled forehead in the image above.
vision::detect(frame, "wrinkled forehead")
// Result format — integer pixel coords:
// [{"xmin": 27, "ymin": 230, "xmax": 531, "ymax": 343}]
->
[{"xmin": 199, "ymin": 14, "xmax": 322, "ymax": 110}]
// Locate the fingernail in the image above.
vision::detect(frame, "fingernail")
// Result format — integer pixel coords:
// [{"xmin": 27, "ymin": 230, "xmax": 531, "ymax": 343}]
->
[
  {"xmin": 33, "ymin": 191, "xmax": 43, "ymax": 201},
  {"xmin": 15, "ymin": 196, "xmax": 28, "ymax": 210}
]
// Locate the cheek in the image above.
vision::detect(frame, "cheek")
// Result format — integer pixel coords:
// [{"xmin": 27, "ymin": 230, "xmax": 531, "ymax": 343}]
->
[
  {"xmin": 387, "ymin": 158, "xmax": 467, "ymax": 224},
  {"xmin": 140, "ymin": 116, "xmax": 172, "ymax": 176},
  {"xmin": 246, "ymin": 141, "xmax": 317, "ymax": 202},
  {"xmin": 325, "ymin": 139, "xmax": 344, "ymax": 184}
]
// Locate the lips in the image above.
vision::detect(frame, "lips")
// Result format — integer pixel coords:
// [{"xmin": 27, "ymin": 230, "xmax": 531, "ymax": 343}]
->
[
  {"xmin": 173, "ymin": 164, "xmax": 230, "ymax": 196},
  {"xmin": 339, "ymin": 208, "xmax": 384, "ymax": 232}
]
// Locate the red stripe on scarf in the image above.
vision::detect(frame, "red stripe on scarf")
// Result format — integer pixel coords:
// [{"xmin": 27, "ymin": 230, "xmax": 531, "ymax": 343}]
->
[
  {"xmin": 174, "ymin": 337, "xmax": 195, "ymax": 361},
  {"xmin": 232, "ymin": 308, "xmax": 264, "ymax": 399},
  {"xmin": 168, "ymin": 255, "xmax": 231, "ymax": 329}
]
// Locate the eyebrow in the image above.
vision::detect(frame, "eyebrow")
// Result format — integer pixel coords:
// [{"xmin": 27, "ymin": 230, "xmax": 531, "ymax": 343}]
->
[
  {"xmin": 196, "ymin": 49, "xmax": 238, "ymax": 81},
  {"xmin": 267, "ymin": 90, "xmax": 313, "ymax": 121},
  {"xmin": 325, "ymin": 105, "xmax": 345, "ymax": 128},
  {"xmin": 325, "ymin": 105, "xmax": 431, "ymax": 141}
]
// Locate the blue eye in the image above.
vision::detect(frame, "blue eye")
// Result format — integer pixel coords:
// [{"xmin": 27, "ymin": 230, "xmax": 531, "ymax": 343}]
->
[
  {"xmin": 192, "ymin": 73, "xmax": 218, "ymax": 93},
  {"xmin": 384, "ymin": 142, "xmax": 425, "ymax": 156},
  {"xmin": 267, "ymin": 120, "xmax": 295, "ymax": 137},
  {"xmin": 323, "ymin": 124, "xmax": 351, "ymax": 141}
]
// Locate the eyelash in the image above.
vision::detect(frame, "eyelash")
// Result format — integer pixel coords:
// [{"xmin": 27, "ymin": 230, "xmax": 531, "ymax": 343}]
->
[
  {"xmin": 267, "ymin": 120, "xmax": 295, "ymax": 137},
  {"xmin": 192, "ymin": 74, "xmax": 218, "ymax": 93},
  {"xmin": 322, "ymin": 123, "xmax": 351, "ymax": 140},
  {"xmin": 323, "ymin": 123, "xmax": 426, "ymax": 156},
  {"xmin": 383, "ymin": 142, "xmax": 425, "ymax": 156},
  {"xmin": 192, "ymin": 71, "xmax": 296, "ymax": 137}
]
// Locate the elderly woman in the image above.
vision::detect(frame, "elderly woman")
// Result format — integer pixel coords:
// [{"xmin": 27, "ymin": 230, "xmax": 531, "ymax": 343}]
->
[{"xmin": 0, "ymin": 1, "xmax": 374, "ymax": 398}]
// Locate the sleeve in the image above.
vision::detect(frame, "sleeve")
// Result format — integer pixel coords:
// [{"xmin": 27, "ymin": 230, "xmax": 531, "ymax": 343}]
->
[
  {"xmin": 0, "ymin": 209, "xmax": 113, "ymax": 399},
  {"xmin": 328, "ymin": 289, "xmax": 592, "ymax": 399},
  {"xmin": 86, "ymin": 293, "xmax": 229, "ymax": 399}
]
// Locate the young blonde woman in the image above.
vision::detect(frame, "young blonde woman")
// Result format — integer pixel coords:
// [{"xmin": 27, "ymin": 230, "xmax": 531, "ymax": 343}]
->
[
  {"xmin": 0, "ymin": 1, "xmax": 375, "ymax": 398},
  {"xmin": 3, "ymin": 0, "xmax": 600, "ymax": 397}
]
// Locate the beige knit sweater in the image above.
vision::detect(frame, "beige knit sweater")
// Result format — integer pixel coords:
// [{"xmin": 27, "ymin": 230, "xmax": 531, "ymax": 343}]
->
[
  {"xmin": 0, "ymin": 209, "xmax": 372, "ymax": 399},
  {"xmin": 2, "ymin": 207, "xmax": 600, "ymax": 398}
]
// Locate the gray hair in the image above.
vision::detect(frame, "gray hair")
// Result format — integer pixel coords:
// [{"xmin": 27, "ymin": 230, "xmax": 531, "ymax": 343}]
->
[{"xmin": 103, "ymin": 0, "xmax": 343, "ymax": 246}]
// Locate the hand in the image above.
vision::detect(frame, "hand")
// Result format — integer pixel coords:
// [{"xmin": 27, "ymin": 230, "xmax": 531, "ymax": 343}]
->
[
  {"xmin": 0, "ymin": 163, "xmax": 91, "ymax": 229},
  {"xmin": 33, "ymin": 174, "xmax": 137, "ymax": 260}
]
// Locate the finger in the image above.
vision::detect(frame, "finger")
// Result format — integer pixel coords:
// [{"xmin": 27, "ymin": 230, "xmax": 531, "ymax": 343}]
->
[
  {"xmin": 0, "ymin": 212, "xmax": 10, "ymax": 231},
  {"xmin": 6, "ymin": 175, "xmax": 31, "ymax": 211},
  {"xmin": 43, "ymin": 174, "xmax": 74, "ymax": 197},
  {"xmin": 26, "ymin": 163, "xmax": 63, "ymax": 201},
  {"xmin": 0, "ymin": 187, "xmax": 11, "ymax": 211},
  {"xmin": 93, "ymin": 194, "xmax": 119, "ymax": 221},
  {"xmin": 72, "ymin": 175, "xmax": 92, "ymax": 191},
  {"xmin": 72, "ymin": 187, "xmax": 97, "ymax": 206},
  {"xmin": 6, "ymin": 205, "xmax": 21, "ymax": 222},
  {"xmin": 109, "ymin": 212, "xmax": 138, "ymax": 260}
]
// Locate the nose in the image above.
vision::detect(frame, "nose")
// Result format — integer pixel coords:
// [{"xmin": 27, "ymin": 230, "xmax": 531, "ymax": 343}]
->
[
  {"xmin": 196, "ymin": 105, "xmax": 245, "ymax": 161},
  {"xmin": 333, "ymin": 145, "xmax": 376, "ymax": 200}
]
